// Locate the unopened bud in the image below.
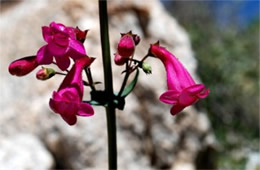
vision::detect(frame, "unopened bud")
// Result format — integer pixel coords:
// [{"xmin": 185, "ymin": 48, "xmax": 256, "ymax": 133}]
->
[
  {"xmin": 36, "ymin": 67, "xmax": 55, "ymax": 80},
  {"xmin": 114, "ymin": 53, "xmax": 127, "ymax": 66},
  {"xmin": 8, "ymin": 56, "xmax": 38, "ymax": 77},
  {"xmin": 117, "ymin": 32, "xmax": 135, "ymax": 58},
  {"xmin": 75, "ymin": 27, "xmax": 88, "ymax": 43},
  {"xmin": 142, "ymin": 62, "xmax": 152, "ymax": 74},
  {"xmin": 133, "ymin": 34, "xmax": 140, "ymax": 45}
]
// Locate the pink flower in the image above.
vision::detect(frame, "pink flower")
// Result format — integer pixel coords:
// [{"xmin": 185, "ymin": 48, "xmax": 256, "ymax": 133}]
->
[
  {"xmin": 149, "ymin": 42, "xmax": 209, "ymax": 115},
  {"xmin": 117, "ymin": 32, "xmax": 136, "ymax": 58},
  {"xmin": 8, "ymin": 56, "xmax": 38, "ymax": 76},
  {"xmin": 49, "ymin": 56, "xmax": 95, "ymax": 125},
  {"xmin": 37, "ymin": 22, "xmax": 86, "ymax": 71}
]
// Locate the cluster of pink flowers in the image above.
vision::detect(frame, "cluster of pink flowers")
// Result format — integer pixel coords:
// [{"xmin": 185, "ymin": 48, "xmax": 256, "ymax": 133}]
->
[
  {"xmin": 9, "ymin": 21, "xmax": 209, "ymax": 125},
  {"xmin": 9, "ymin": 22, "xmax": 94, "ymax": 125}
]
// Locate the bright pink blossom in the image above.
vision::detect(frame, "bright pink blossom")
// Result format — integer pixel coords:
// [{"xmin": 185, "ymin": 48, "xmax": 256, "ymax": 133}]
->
[
  {"xmin": 149, "ymin": 42, "xmax": 209, "ymax": 115},
  {"xmin": 37, "ymin": 22, "xmax": 86, "ymax": 71},
  {"xmin": 117, "ymin": 32, "xmax": 135, "ymax": 58},
  {"xmin": 49, "ymin": 56, "xmax": 95, "ymax": 125},
  {"xmin": 8, "ymin": 56, "xmax": 38, "ymax": 76}
]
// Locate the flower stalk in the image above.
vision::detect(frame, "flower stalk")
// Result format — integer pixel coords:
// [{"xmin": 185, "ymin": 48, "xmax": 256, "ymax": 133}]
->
[{"xmin": 99, "ymin": 0, "xmax": 117, "ymax": 169}]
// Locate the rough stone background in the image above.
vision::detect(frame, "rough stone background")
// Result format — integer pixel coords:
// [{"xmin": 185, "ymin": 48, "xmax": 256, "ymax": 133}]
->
[{"xmin": 0, "ymin": 0, "xmax": 217, "ymax": 169}]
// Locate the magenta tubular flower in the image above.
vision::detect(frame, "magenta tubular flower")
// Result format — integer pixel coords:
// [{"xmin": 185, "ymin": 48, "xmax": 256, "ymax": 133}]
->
[
  {"xmin": 149, "ymin": 42, "xmax": 209, "ymax": 115},
  {"xmin": 8, "ymin": 56, "xmax": 39, "ymax": 76},
  {"xmin": 49, "ymin": 56, "xmax": 95, "ymax": 125},
  {"xmin": 117, "ymin": 32, "xmax": 135, "ymax": 58},
  {"xmin": 37, "ymin": 22, "xmax": 86, "ymax": 71}
]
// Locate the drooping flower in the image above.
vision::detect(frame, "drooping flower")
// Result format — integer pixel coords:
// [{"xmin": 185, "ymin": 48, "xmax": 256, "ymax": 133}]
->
[
  {"xmin": 37, "ymin": 22, "xmax": 87, "ymax": 71},
  {"xmin": 8, "ymin": 56, "xmax": 38, "ymax": 76},
  {"xmin": 49, "ymin": 56, "xmax": 95, "ymax": 125},
  {"xmin": 117, "ymin": 31, "xmax": 136, "ymax": 58},
  {"xmin": 149, "ymin": 42, "xmax": 209, "ymax": 115}
]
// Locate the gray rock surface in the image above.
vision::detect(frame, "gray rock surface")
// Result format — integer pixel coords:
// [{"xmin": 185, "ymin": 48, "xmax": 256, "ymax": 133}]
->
[
  {"xmin": 0, "ymin": 0, "xmax": 216, "ymax": 169},
  {"xmin": 0, "ymin": 134, "xmax": 54, "ymax": 170}
]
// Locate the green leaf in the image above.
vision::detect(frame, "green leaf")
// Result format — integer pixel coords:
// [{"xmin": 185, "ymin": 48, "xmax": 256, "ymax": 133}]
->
[
  {"xmin": 121, "ymin": 69, "xmax": 139, "ymax": 98},
  {"xmin": 85, "ymin": 100, "xmax": 102, "ymax": 106}
]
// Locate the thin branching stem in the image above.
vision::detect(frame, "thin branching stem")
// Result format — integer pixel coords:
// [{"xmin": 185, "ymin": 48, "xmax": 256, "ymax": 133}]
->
[{"xmin": 99, "ymin": 0, "xmax": 117, "ymax": 169}]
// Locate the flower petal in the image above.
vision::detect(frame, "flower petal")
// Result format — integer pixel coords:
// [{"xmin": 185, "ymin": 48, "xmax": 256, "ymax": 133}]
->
[
  {"xmin": 52, "ymin": 91, "xmax": 62, "ymax": 101},
  {"xmin": 50, "ymin": 22, "xmax": 67, "ymax": 34},
  {"xmin": 49, "ymin": 98, "xmax": 78, "ymax": 125},
  {"xmin": 178, "ymin": 91, "xmax": 198, "ymax": 106},
  {"xmin": 68, "ymin": 39, "xmax": 86, "ymax": 59},
  {"xmin": 58, "ymin": 88, "xmax": 81, "ymax": 102},
  {"xmin": 42, "ymin": 26, "xmax": 52, "ymax": 43},
  {"xmin": 36, "ymin": 45, "xmax": 53, "ymax": 65},
  {"xmin": 159, "ymin": 90, "xmax": 179, "ymax": 104},
  {"xmin": 55, "ymin": 56, "xmax": 70, "ymax": 71},
  {"xmin": 178, "ymin": 84, "xmax": 207, "ymax": 106},
  {"xmin": 50, "ymin": 98, "xmax": 78, "ymax": 115},
  {"xmin": 170, "ymin": 104, "xmax": 185, "ymax": 116},
  {"xmin": 197, "ymin": 88, "xmax": 210, "ymax": 98},
  {"xmin": 185, "ymin": 84, "xmax": 206, "ymax": 95},
  {"xmin": 77, "ymin": 102, "xmax": 94, "ymax": 116},
  {"xmin": 66, "ymin": 27, "xmax": 76, "ymax": 39},
  {"xmin": 53, "ymin": 33, "xmax": 69, "ymax": 47},
  {"xmin": 48, "ymin": 41, "xmax": 68, "ymax": 57},
  {"xmin": 61, "ymin": 112, "xmax": 77, "ymax": 126}
]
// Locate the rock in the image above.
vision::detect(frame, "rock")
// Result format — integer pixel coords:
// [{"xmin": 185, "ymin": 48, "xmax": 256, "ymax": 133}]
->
[
  {"xmin": 245, "ymin": 152, "xmax": 260, "ymax": 170},
  {"xmin": 0, "ymin": 0, "xmax": 217, "ymax": 169},
  {"xmin": 0, "ymin": 134, "xmax": 54, "ymax": 170}
]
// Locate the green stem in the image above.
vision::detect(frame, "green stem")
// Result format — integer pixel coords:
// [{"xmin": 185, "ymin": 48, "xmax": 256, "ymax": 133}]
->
[
  {"xmin": 118, "ymin": 53, "xmax": 149, "ymax": 96},
  {"xmin": 55, "ymin": 72, "xmax": 67, "ymax": 76},
  {"xmin": 131, "ymin": 53, "xmax": 150, "ymax": 72},
  {"xmin": 84, "ymin": 68, "xmax": 96, "ymax": 91},
  {"xmin": 118, "ymin": 62, "xmax": 130, "ymax": 97},
  {"xmin": 99, "ymin": 0, "xmax": 117, "ymax": 169}
]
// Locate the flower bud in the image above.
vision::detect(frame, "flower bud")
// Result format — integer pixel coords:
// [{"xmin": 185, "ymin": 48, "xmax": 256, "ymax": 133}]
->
[
  {"xmin": 9, "ymin": 56, "xmax": 38, "ymax": 76},
  {"xmin": 114, "ymin": 53, "xmax": 127, "ymax": 66},
  {"xmin": 117, "ymin": 32, "xmax": 135, "ymax": 58},
  {"xmin": 36, "ymin": 67, "xmax": 55, "ymax": 80},
  {"xmin": 142, "ymin": 62, "xmax": 152, "ymax": 74},
  {"xmin": 75, "ymin": 27, "xmax": 88, "ymax": 43},
  {"xmin": 133, "ymin": 34, "xmax": 140, "ymax": 45}
]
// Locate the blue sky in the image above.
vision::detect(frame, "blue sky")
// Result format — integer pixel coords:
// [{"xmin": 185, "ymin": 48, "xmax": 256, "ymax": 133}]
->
[
  {"xmin": 161, "ymin": 0, "xmax": 259, "ymax": 28},
  {"xmin": 212, "ymin": 0, "xmax": 259, "ymax": 28}
]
